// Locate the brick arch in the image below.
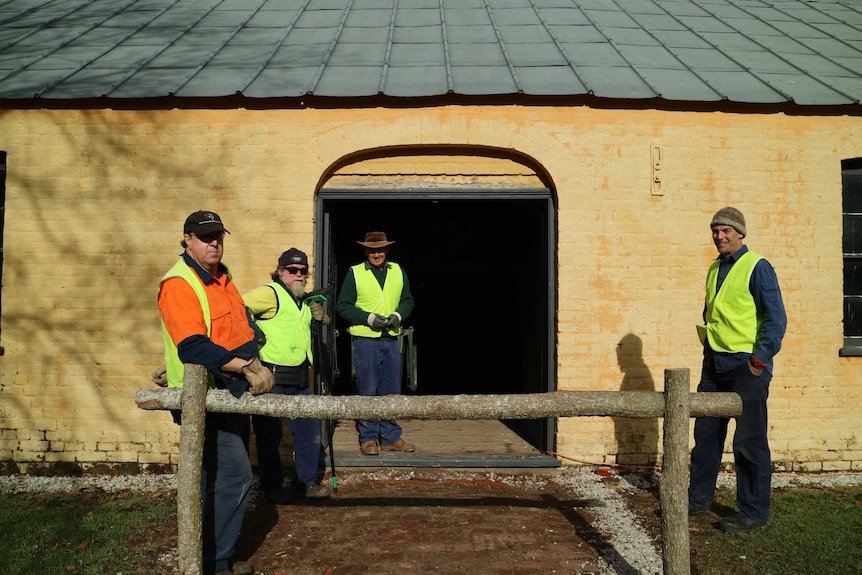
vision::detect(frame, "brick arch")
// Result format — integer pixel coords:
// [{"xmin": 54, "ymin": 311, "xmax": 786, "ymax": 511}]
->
[{"xmin": 316, "ymin": 144, "xmax": 556, "ymax": 194}]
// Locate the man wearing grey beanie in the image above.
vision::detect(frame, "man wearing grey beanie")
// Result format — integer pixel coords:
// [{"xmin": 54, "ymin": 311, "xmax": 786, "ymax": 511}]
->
[{"xmin": 688, "ymin": 207, "xmax": 787, "ymax": 532}]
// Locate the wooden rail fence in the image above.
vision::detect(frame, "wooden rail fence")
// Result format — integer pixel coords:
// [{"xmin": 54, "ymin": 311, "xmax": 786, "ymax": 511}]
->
[{"xmin": 136, "ymin": 366, "xmax": 741, "ymax": 575}]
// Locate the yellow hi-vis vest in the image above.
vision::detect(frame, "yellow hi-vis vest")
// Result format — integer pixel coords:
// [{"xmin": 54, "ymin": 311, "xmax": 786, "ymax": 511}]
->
[
  {"xmin": 159, "ymin": 259, "xmax": 218, "ymax": 389},
  {"xmin": 703, "ymin": 250, "xmax": 763, "ymax": 354},
  {"xmin": 256, "ymin": 282, "xmax": 313, "ymax": 367},
  {"xmin": 347, "ymin": 262, "xmax": 404, "ymax": 338}
]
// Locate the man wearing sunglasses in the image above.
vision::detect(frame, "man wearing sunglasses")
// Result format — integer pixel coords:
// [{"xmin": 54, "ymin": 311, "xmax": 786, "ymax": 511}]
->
[
  {"xmin": 337, "ymin": 231, "xmax": 416, "ymax": 455},
  {"xmin": 244, "ymin": 247, "xmax": 332, "ymax": 503},
  {"xmin": 158, "ymin": 210, "xmax": 274, "ymax": 575}
]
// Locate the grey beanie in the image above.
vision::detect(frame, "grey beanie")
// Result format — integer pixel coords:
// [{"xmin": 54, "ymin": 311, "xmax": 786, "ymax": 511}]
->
[{"xmin": 710, "ymin": 207, "xmax": 746, "ymax": 237}]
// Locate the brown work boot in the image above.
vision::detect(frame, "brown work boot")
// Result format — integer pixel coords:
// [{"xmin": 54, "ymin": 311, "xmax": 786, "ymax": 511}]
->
[
  {"xmin": 380, "ymin": 439, "xmax": 415, "ymax": 452},
  {"xmin": 360, "ymin": 440, "xmax": 379, "ymax": 455},
  {"xmin": 297, "ymin": 483, "xmax": 332, "ymax": 500}
]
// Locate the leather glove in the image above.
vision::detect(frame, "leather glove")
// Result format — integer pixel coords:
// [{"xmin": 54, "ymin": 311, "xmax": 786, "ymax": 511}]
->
[
  {"xmin": 151, "ymin": 364, "xmax": 168, "ymax": 387},
  {"xmin": 385, "ymin": 313, "xmax": 401, "ymax": 329},
  {"xmin": 368, "ymin": 313, "xmax": 388, "ymax": 331},
  {"xmin": 242, "ymin": 357, "xmax": 275, "ymax": 395},
  {"xmin": 309, "ymin": 302, "xmax": 325, "ymax": 322}
]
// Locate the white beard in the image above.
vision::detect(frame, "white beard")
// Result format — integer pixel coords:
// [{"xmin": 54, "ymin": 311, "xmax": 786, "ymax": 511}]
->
[{"xmin": 286, "ymin": 280, "xmax": 306, "ymax": 299}]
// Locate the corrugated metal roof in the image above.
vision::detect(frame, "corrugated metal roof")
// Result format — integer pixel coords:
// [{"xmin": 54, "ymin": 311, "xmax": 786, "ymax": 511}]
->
[{"xmin": 0, "ymin": 0, "xmax": 860, "ymax": 106}]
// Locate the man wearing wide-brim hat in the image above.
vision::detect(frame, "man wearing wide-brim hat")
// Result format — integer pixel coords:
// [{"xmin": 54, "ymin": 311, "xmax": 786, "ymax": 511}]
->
[{"xmin": 336, "ymin": 231, "xmax": 416, "ymax": 455}]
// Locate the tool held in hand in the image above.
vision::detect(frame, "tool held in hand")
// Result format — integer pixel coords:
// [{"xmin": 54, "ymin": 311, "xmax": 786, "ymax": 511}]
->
[{"xmin": 306, "ymin": 287, "xmax": 338, "ymax": 492}]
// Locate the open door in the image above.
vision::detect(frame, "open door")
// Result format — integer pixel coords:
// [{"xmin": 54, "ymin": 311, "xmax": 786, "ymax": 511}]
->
[
  {"xmin": 316, "ymin": 190, "xmax": 557, "ymax": 468},
  {"xmin": 313, "ymin": 147, "xmax": 557, "ymax": 467}
]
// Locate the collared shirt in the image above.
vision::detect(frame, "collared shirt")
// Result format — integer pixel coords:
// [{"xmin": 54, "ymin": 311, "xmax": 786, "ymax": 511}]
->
[
  {"xmin": 704, "ymin": 245, "xmax": 787, "ymax": 373},
  {"xmin": 158, "ymin": 252, "xmax": 258, "ymax": 389}
]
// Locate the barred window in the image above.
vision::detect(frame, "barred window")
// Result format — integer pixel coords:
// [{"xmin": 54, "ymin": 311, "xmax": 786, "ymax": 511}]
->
[
  {"xmin": 842, "ymin": 158, "xmax": 862, "ymax": 355},
  {"xmin": 0, "ymin": 151, "xmax": 4, "ymax": 356}
]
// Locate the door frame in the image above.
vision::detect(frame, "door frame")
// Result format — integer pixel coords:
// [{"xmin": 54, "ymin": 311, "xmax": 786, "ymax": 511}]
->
[{"xmin": 315, "ymin": 187, "xmax": 557, "ymax": 454}]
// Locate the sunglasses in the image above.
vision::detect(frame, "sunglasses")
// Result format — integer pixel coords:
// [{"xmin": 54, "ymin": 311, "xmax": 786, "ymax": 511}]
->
[
  {"xmin": 282, "ymin": 266, "xmax": 307, "ymax": 276},
  {"xmin": 192, "ymin": 232, "xmax": 225, "ymax": 244}
]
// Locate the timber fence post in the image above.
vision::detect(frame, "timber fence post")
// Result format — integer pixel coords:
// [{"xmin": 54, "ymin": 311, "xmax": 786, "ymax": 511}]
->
[
  {"xmin": 661, "ymin": 368, "xmax": 691, "ymax": 575},
  {"xmin": 177, "ymin": 364, "xmax": 207, "ymax": 575}
]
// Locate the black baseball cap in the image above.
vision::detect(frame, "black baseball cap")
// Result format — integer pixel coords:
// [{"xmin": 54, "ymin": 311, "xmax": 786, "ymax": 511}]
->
[
  {"xmin": 183, "ymin": 210, "xmax": 230, "ymax": 235},
  {"xmin": 278, "ymin": 247, "xmax": 308, "ymax": 268}
]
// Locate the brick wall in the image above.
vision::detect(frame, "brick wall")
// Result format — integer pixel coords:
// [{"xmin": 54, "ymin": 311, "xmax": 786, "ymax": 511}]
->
[{"xmin": 0, "ymin": 106, "xmax": 860, "ymax": 472}]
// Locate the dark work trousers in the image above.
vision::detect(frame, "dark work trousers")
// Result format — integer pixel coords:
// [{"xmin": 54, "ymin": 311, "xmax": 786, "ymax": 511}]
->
[
  {"xmin": 252, "ymin": 363, "xmax": 322, "ymax": 490},
  {"xmin": 353, "ymin": 336, "xmax": 403, "ymax": 446},
  {"xmin": 200, "ymin": 412, "xmax": 252, "ymax": 574},
  {"xmin": 688, "ymin": 361, "xmax": 772, "ymax": 522}
]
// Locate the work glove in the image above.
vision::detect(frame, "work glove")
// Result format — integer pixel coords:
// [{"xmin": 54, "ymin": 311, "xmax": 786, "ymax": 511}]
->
[
  {"xmin": 385, "ymin": 313, "xmax": 401, "ymax": 329},
  {"xmin": 151, "ymin": 364, "xmax": 168, "ymax": 387},
  {"xmin": 309, "ymin": 301, "xmax": 325, "ymax": 322},
  {"xmin": 367, "ymin": 313, "xmax": 388, "ymax": 331},
  {"xmin": 748, "ymin": 356, "xmax": 765, "ymax": 377},
  {"xmin": 242, "ymin": 357, "xmax": 275, "ymax": 395}
]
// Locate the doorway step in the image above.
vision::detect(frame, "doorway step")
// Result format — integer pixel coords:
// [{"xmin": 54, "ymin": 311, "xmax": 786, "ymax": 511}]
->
[{"xmin": 329, "ymin": 419, "xmax": 560, "ymax": 468}]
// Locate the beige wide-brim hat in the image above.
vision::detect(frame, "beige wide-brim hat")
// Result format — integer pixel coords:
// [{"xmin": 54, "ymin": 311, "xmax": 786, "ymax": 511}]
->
[{"xmin": 357, "ymin": 231, "xmax": 395, "ymax": 248}]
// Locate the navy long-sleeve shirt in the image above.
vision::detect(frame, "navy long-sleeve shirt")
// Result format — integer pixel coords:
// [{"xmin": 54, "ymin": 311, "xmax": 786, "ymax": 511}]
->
[{"xmin": 704, "ymin": 245, "xmax": 787, "ymax": 374}]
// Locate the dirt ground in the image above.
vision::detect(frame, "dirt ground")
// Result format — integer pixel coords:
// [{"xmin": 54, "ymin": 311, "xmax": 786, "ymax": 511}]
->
[{"xmin": 232, "ymin": 471, "xmax": 663, "ymax": 575}]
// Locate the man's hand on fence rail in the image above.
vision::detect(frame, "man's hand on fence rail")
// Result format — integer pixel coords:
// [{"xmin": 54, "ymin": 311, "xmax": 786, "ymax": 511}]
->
[
  {"xmin": 151, "ymin": 364, "xmax": 168, "ymax": 387},
  {"xmin": 242, "ymin": 358, "xmax": 275, "ymax": 395}
]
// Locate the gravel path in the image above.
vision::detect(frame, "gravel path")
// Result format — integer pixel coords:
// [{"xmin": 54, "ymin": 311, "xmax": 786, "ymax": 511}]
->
[{"xmin": 2, "ymin": 469, "xmax": 859, "ymax": 575}]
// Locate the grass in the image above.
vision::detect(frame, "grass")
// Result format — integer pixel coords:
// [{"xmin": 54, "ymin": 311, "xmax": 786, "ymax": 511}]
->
[
  {"xmin": 0, "ymin": 482, "xmax": 859, "ymax": 575},
  {"xmin": 690, "ymin": 485, "xmax": 862, "ymax": 575},
  {"xmin": 0, "ymin": 490, "xmax": 176, "ymax": 575}
]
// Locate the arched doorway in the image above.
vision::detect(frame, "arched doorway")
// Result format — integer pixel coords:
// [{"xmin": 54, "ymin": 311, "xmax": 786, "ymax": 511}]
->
[{"xmin": 315, "ymin": 146, "xmax": 558, "ymax": 467}]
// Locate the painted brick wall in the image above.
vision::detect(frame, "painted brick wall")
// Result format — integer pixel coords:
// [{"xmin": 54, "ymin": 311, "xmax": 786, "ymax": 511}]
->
[{"xmin": 0, "ymin": 106, "xmax": 860, "ymax": 472}]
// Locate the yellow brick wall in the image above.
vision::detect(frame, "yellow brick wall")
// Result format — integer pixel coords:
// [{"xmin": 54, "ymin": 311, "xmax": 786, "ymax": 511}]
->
[{"xmin": 0, "ymin": 106, "xmax": 860, "ymax": 471}]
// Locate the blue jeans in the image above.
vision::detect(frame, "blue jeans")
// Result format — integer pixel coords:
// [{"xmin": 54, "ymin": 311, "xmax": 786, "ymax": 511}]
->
[
  {"xmin": 200, "ymin": 413, "xmax": 252, "ymax": 574},
  {"xmin": 689, "ymin": 361, "xmax": 772, "ymax": 521},
  {"xmin": 252, "ymin": 384, "xmax": 322, "ymax": 490},
  {"xmin": 353, "ymin": 336, "xmax": 403, "ymax": 445}
]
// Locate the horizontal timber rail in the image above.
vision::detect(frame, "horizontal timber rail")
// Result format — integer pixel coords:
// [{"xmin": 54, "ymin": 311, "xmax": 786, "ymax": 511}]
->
[
  {"xmin": 135, "ymin": 387, "xmax": 739, "ymax": 419},
  {"xmin": 135, "ymin": 365, "xmax": 741, "ymax": 575}
]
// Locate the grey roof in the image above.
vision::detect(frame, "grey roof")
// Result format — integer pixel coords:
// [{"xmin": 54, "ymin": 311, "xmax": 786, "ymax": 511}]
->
[{"xmin": 0, "ymin": 0, "xmax": 861, "ymax": 107}]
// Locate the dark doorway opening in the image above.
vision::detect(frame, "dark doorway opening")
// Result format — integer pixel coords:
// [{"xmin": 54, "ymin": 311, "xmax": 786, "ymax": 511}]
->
[{"xmin": 317, "ymin": 190, "xmax": 556, "ymax": 456}]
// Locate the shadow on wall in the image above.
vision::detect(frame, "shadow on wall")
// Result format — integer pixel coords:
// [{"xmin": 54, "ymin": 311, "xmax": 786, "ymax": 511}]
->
[
  {"xmin": 614, "ymin": 334, "xmax": 659, "ymax": 467},
  {"xmin": 1, "ymin": 110, "xmax": 235, "ymax": 470}
]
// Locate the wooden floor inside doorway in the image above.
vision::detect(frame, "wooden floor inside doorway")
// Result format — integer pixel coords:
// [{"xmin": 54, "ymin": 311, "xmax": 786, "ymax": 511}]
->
[{"xmin": 327, "ymin": 419, "xmax": 560, "ymax": 468}]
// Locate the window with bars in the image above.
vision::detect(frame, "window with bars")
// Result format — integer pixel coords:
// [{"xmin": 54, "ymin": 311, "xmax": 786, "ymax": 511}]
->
[
  {"xmin": 842, "ymin": 157, "xmax": 862, "ymax": 356},
  {"xmin": 0, "ymin": 151, "xmax": 4, "ymax": 356}
]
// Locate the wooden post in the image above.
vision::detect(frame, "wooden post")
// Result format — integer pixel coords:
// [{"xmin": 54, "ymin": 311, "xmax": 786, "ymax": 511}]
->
[
  {"xmin": 661, "ymin": 368, "xmax": 691, "ymax": 575},
  {"xmin": 176, "ymin": 364, "xmax": 207, "ymax": 575}
]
